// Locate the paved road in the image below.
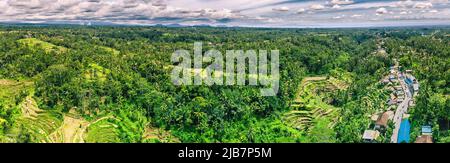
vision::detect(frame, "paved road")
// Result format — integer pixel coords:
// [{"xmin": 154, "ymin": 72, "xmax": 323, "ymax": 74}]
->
[{"xmin": 390, "ymin": 71, "xmax": 412, "ymax": 143}]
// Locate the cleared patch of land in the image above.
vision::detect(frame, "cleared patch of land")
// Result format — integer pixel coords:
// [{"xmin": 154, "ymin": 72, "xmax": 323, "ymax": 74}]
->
[
  {"xmin": 59, "ymin": 115, "xmax": 89, "ymax": 143},
  {"xmin": 17, "ymin": 38, "xmax": 67, "ymax": 53},
  {"xmin": 97, "ymin": 45, "xmax": 120, "ymax": 55}
]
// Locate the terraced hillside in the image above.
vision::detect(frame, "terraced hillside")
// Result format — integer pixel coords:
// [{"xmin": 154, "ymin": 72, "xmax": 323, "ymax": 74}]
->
[
  {"xmin": 283, "ymin": 73, "xmax": 351, "ymax": 132},
  {"xmin": 6, "ymin": 97, "xmax": 146, "ymax": 143},
  {"xmin": 0, "ymin": 79, "xmax": 34, "ymax": 106},
  {"xmin": 1, "ymin": 37, "xmax": 178, "ymax": 143},
  {"xmin": 7, "ymin": 96, "xmax": 63, "ymax": 143},
  {"xmin": 84, "ymin": 118, "xmax": 120, "ymax": 143}
]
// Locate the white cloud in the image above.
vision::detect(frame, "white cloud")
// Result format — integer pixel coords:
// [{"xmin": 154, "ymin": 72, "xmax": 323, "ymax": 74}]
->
[
  {"xmin": 310, "ymin": 4, "xmax": 325, "ymax": 10},
  {"xmin": 296, "ymin": 8, "xmax": 305, "ymax": 14},
  {"xmin": 0, "ymin": 0, "xmax": 244, "ymax": 22},
  {"xmin": 414, "ymin": 2, "xmax": 433, "ymax": 9},
  {"xmin": 200, "ymin": 8, "xmax": 241, "ymax": 19},
  {"xmin": 429, "ymin": 10, "xmax": 438, "ymax": 13},
  {"xmin": 0, "ymin": 0, "xmax": 449, "ymax": 27},
  {"xmin": 376, "ymin": 8, "xmax": 388, "ymax": 15},
  {"xmin": 395, "ymin": 0, "xmax": 415, "ymax": 8},
  {"xmin": 332, "ymin": 4, "xmax": 341, "ymax": 9},
  {"xmin": 330, "ymin": 0, "xmax": 354, "ymax": 5},
  {"xmin": 272, "ymin": 6, "xmax": 289, "ymax": 12}
]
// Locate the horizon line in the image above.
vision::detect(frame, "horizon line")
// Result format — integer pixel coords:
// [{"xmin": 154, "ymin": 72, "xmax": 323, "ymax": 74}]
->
[{"xmin": 1, "ymin": 21, "xmax": 450, "ymax": 29}]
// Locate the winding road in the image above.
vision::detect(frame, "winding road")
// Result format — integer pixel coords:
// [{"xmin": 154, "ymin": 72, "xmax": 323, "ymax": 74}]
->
[{"xmin": 390, "ymin": 66, "xmax": 413, "ymax": 143}]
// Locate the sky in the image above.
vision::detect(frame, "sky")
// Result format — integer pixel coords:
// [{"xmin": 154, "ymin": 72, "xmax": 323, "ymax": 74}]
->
[{"xmin": 0, "ymin": 0, "xmax": 449, "ymax": 27}]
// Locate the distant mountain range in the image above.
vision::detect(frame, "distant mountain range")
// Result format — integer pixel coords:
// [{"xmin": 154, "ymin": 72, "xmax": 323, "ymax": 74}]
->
[{"xmin": 1, "ymin": 21, "xmax": 449, "ymax": 29}]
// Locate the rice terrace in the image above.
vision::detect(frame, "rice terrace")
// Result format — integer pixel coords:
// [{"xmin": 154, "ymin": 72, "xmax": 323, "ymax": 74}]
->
[{"xmin": 0, "ymin": 0, "xmax": 449, "ymax": 146}]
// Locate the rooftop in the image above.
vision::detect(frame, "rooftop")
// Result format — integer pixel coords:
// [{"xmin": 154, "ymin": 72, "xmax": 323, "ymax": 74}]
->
[
  {"xmin": 363, "ymin": 130, "xmax": 380, "ymax": 140},
  {"xmin": 413, "ymin": 84, "xmax": 419, "ymax": 91},
  {"xmin": 386, "ymin": 111, "xmax": 395, "ymax": 120},
  {"xmin": 415, "ymin": 135, "xmax": 433, "ymax": 143},
  {"xmin": 371, "ymin": 114, "xmax": 380, "ymax": 121},
  {"xmin": 376, "ymin": 112, "xmax": 391, "ymax": 128},
  {"xmin": 422, "ymin": 126, "xmax": 432, "ymax": 135}
]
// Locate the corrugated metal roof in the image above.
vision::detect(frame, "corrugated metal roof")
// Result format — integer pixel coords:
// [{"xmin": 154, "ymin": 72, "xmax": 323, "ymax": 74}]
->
[{"xmin": 421, "ymin": 126, "xmax": 432, "ymax": 134}]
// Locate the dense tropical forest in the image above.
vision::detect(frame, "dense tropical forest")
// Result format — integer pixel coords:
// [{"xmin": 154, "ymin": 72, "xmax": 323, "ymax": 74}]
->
[{"xmin": 0, "ymin": 25, "xmax": 448, "ymax": 143}]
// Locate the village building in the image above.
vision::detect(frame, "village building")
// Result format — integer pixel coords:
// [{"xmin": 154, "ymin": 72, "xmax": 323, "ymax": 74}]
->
[
  {"xmin": 375, "ymin": 111, "xmax": 391, "ymax": 131},
  {"xmin": 421, "ymin": 126, "xmax": 433, "ymax": 135},
  {"xmin": 390, "ymin": 69, "xmax": 396, "ymax": 74},
  {"xmin": 389, "ymin": 75, "xmax": 397, "ymax": 81},
  {"xmin": 404, "ymin": 73, "xmax": 420, "ymax": 96},
  {"xmin": 415, "ymin": 126, "xmax": 433, "ymax": 143},
  {"xmin": 366, "ymin": 62, "xmax": 421, "ymax": 143},
  {"xmin": 408, "ymin": 75, "xmax": 416, "ymax": 82},
  {"xmin": 398, "ymin": 73, "xmax": 404, "ymax": 79},
  {"xmin": 415, "ymin": 135, "xmax": 433, "ymax": 143},
  {"xmin": 363, "ymin": 130, "xmax": 380, "ymax": 143},
  {"xmin": 386, "ymin": 111, "xmax": 395, "ymax": 120},
  {"xmin": 371, "ymin": 114, "xmax": 379, "ymax": 122},
  {"xmin": 390, "ymin": 66, "xmax": 397, "ymax": 72},
  {"xmin": 413, "ymin": 83, "xmax": 419, "ymax": 96}
]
